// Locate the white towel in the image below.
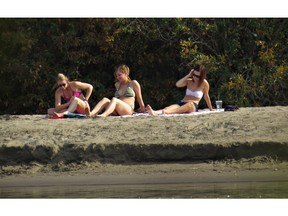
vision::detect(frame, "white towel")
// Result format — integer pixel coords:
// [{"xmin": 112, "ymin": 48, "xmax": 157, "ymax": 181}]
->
[{"xmin": 117, "ymin": 109, "xmax": 224, "ymax": 118}]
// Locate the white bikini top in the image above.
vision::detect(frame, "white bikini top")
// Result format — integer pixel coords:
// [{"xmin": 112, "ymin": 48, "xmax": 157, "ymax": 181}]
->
[{"xmin": 186, "ymin": 88, "xmax": 203, "ymax": 99}]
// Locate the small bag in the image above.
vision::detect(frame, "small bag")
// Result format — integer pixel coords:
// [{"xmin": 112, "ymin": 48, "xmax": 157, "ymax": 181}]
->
[{"xmin": 224, "ymin": 105, "xmax": 239, "ymax": 111}]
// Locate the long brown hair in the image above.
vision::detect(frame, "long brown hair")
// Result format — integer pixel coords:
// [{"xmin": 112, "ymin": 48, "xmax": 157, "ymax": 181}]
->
[{"xmin": 193, "ymin": 65, "xmax": 206, "ymax": 87}]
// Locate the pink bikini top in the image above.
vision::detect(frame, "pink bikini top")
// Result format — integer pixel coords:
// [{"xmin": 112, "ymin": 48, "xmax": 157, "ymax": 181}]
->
[{"xmin": 63, "ymin": 91, "xmax": 82, "ymax": 102}]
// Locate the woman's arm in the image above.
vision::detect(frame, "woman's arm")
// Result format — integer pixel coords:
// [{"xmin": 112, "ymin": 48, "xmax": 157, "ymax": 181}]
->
[
  {"xmin": 72, "ymin": 81, "xmax": 93, "ymax": 101},
  {"xmin": 175, "ymin": 69, "xmax": 194, "ymax": 88},
  {"xmin": 132, "ymin": 80, "xmax": 145, "ymax": 112},
  {"xmin": 203, "ymin": 80, "xmax": 213, "ymax": 111},
  {"xmin": 54, "ymin": 90, "xmax": 70, "ymax": 111}
]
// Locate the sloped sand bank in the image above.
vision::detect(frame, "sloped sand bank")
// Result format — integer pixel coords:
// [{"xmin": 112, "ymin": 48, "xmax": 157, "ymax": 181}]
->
[
  {"xmin": 1, "ymin": 106, "xmax": 288, "ymax": 163},
  {"xmin": 0, "ymin": 106, "xmax": 288, "ymax": 176}
]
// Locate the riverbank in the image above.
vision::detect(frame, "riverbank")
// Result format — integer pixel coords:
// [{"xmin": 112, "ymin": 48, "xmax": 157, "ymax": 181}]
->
[{"xmin": 0, "ymin": 106, "xmax": 288, "ymax": 176}]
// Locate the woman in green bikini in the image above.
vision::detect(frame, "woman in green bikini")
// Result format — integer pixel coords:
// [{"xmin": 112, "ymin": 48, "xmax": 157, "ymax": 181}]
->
[{"xmin": 85, "ymin": 64, "xmax": 145, "ymax": 117}]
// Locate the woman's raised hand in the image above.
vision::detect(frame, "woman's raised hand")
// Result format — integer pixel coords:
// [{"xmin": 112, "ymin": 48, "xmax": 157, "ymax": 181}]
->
[{"xmin": 188, "ymin": 69, "xmax": 194, "ymax": 77}]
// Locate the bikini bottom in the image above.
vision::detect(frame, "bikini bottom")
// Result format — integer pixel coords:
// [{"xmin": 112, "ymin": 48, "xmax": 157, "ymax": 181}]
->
[{"xmin": 176, "ymin": 101, "xmax": 199, "ymax": 112}]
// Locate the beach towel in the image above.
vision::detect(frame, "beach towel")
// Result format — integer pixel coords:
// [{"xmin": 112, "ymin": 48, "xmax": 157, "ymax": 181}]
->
[
  {"xmin": 64, "ymin": 112, "xmax": 87, "ymax": 118},
  {"xmin": 49, "ymin": 109, "xmax": 224, "ymax": 119},
  {"xmin": 118, "ymin": 109, "xmax": 225, "ymax": 118},
  {"xmin": 49, "ymin": 112, "xmax": 87, "ymax": 119},
  {"xmin": 48, "ymin": 115, "xmax": 64, "ymax": 119}
]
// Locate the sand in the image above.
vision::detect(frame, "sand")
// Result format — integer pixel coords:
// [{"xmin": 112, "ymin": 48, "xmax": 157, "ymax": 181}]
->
[
  {"xmin": 1, "ymin": 106, "xmax": 288, "ymax": 199},
  {"xmin": 0, "ymin": 106, "xmax": 288, "ymax": 177}
]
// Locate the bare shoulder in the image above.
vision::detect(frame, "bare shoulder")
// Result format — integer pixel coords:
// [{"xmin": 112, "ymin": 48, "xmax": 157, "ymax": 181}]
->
[
  {"xmin": 70, "ymin": 81, "xmax": 81, "ymax": 87},
  {"xmin": 203, "ymin": 79, "xmax": 210, "ymax": 86},
  {"xmin": 64, "ymin": 81, "xmax": 75, "ymax": 90},
  {"xmin": 69, "ymin": 81, "xmax": 77, "ymax": 85},
  {"xmin": 131, "ymin": 80, "xmax": 141, "ymax": 89},
  {"xmin": 202, "ymin": 79, "xmax": 210, "ymax": 91},
  {"xmin": 131, "ymin": 80, "xmax": 140, "ymax": 86}
]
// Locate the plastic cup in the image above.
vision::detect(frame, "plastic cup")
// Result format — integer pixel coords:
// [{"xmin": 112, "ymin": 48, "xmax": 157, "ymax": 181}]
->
[{"xmin": 216, "ymin": 100, "xmax": 222, "ymax": 110}]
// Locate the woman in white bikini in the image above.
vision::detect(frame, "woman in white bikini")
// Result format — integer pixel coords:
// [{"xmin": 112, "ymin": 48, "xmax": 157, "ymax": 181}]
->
[
  {"xmin": 47, "ymin": 73, "xmax": 93, "ymax": 117},
  {"xmin": 146, "ymin": 65, "xmax": 213, "ymax": 115},
  {"xmin": 85, "ymin": 64, "xmax": 145, "ymax": 117}
]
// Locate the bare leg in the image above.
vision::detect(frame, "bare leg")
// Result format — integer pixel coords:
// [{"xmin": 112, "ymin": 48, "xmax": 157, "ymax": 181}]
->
[
  {"xmin": 97, "ymin": 97, "xmax": 133, "ymax": 117},
  {"xmin": 146, "ymin": 104, "xmax": 180, "ymax": 116},
  {"xmin": 75, "ymin": 99, "xmax": 89, "ymax": 114},
  {"xmin": 48, "ymin": 108, "xmax": 68, "ymax": 115},
  {"xmin": 145, "ymin": 105, "xmax": 164, "ymax": 116},
  {"xmin": 85, "ymin": 97, "xmax": 111, "ymax": 117},
  {"xmin": 164, "ymin": 102, "xmax": 196, "ymax": 114},
  {"xmin": 54, "ymin": 98, "xmax": 83, "ymax": 117}
]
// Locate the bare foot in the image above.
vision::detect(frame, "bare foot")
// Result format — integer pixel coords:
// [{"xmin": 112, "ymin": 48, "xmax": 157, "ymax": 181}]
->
[
  {"xmin": 53, "ymin": 111, "xmax": 64, "ymax": 117},
  {"xmin": 146, "ymin": 104, "xmax": 156, "ymax": 116}
]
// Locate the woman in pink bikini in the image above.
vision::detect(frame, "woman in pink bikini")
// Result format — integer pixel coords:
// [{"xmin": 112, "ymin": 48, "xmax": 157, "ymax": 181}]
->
[
  {"xmin": 146, "ymin": 65, "xmax": 213, "ymax": 115},
  {"xmin": 47, "ymin": 73, "xmax": 93, "ymax": 117}
]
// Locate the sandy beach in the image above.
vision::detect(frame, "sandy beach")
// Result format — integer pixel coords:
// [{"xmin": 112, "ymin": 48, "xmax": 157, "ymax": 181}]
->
[
  {"xmin": 1, "ymin": 106, "xmax": 288, "ymax": 198},
  {"xmin": 0, "ymin": 106, "xmax": 287, "ymax": 175}
]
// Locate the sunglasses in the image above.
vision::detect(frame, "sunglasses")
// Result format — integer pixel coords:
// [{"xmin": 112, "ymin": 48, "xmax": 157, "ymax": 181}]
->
[
  {"xmin": 57, "ymin": 83, "xmax": 66, "ymax": 88},
  {"xmin": 192, "ymin": 73, "xmax": 201, "ymax": 78}
]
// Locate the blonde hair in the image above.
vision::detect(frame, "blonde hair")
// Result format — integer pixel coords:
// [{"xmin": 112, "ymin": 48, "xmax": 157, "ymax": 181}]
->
[
  {"xmin": 53, "ymin": 73, "xmax": 69, "ymax": 90},
  {"xmin": 114, "ymin": 64, "xmax": 131, "ymax": 82},
  {"xmin": 57, "ymin": 73, "xmax": 69, "ymax": 82}
]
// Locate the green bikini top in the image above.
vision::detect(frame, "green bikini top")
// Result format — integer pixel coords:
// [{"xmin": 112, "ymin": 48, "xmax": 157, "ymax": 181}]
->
[{"xmin": 114, "ymin": 82, "xmax": 135, "ymax": 98}]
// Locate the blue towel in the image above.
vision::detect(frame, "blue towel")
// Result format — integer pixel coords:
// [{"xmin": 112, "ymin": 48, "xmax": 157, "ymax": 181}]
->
[{"xmin": 63, "ymin": 112, "xmax": 87, "ymax": 119}]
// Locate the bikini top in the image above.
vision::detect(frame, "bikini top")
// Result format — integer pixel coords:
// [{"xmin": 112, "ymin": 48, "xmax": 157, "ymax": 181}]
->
[
  {"xmin": 186, "ymin": 88, "xmax": 203, "ymax": 99},
  {"xmin": 114, "ymin": 82, "xmax": 135, "ymax": 98},
  {"xmin": 63, "ymin": 91, "xmax": 82, "ymax": 102}
]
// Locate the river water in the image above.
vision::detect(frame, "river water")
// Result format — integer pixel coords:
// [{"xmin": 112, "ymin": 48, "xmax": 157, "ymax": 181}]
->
[
  {"xmin": 1, "ymin": 172, "xmax": 288, "ymax": 198},
  {"xmin": 1, "ymin": 182, "xmax": 288, "ymax": 198}
]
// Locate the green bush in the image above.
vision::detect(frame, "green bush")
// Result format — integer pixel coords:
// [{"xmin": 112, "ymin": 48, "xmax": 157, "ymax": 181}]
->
[{"xmin": 0, "ymin": 18, "xmax": 287, "ymax": 114}]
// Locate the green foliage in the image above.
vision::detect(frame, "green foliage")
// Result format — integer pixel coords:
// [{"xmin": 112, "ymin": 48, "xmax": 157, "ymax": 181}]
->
[{"xmin": 0, "ymin": 18, "xmax": 288, "ymax": 114}]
